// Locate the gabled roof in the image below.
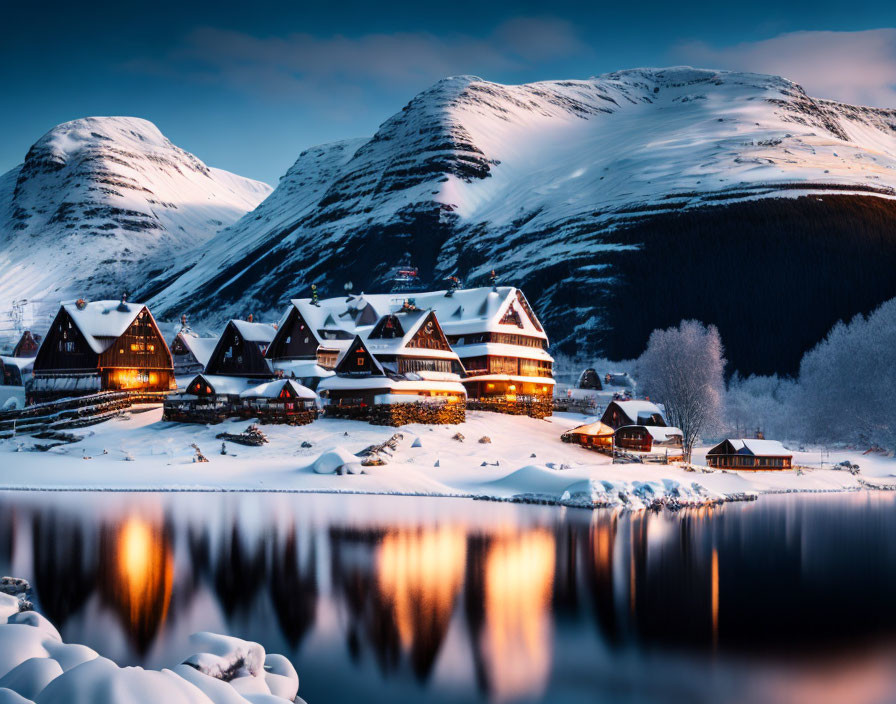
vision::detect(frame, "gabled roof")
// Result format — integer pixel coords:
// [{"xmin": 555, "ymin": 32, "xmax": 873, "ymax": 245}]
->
[
  {"xmin": 60, "ymin": 300, "xmax": 148, "ymax": 354},
  {"xmin": 240, "ymin": 378, "xmax": 316, "ymax": 400},
  {"xmin": 287, "ymin": 285, "xmax": 548, "ymax": 343},
  {"xmin": 608, "ymin": 400, "xmax": 666, "ymax": 425},
  {"xmin": 563, "ymin": 421, "xmax": 615, "ymax": 438},
  {"xmin": 173, "ymin": 331, "xmax": 219, "ymax": 367},
  {"xmin": 712, "ymin": 438, "xmax": 792, "ymax": 456},
  {"xmin": 229, "ymin": 319, "xmax": 276, "ymax": 343},
  {"xmin": 188, "ymin": 373, "xmax": 254, "ymax": 396},
  {"xmin": 0, "ymin": 355, "xmax": 34, "ymax": 371},
  {"xmin": 334, "ymin": 335, "xmax": 386, "ymax": 375},
  {"xmin": 362, "ymin": 309, "xmax": 456, "ymax": 359}
]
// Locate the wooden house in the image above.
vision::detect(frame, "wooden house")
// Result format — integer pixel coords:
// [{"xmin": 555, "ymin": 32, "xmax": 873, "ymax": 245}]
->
[
  {"xmin": 238, "ymin": 379, "xmax": 318, "ymax": 425},
  {"xmin": 614, "ymin": 425, "xmax": 683, "ymax": 456},
  {"xmin": 163, "ymin": 373, "xmax": 248, "ymax": 423},
  {"xmin": 286, "ymin": 286, "xmax": 555, "ymax": 416},
  {"xmin": 12, "ymin": 331, "xmax": 41, "ymax": 358},
  {"xmin": 264, "ymin": 300, "xmax": 346, "ymax": 387},
  {"xmin": 318, "ymin": 308, "xmax": 466, "ymax": 424},
  {"xmin": 561, "ymin": 421, "xmax": 615, "ymax": 451},
  {"xmin": 30, "ymin": 299, "xmax": 174, "ymax": 403},
  {"xmin": 601, "ymin": 400, "xmax": 667, "ymax": 430},
  {"xmin": 204, "ymin": 320, "xmax": 276, "ymax": 379},
  {"xmin": 170, "ymin": 330, "xmax": 219, "ymax": 376},
  {"xmin": 706, "ymin": 439, "xmax": 793, "ymax": 470}
]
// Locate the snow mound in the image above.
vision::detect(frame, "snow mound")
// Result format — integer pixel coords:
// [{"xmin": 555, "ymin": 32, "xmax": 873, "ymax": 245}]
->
[
  {"xmin": 485, "ymin": 465, "xmax": 574, "ymax": 497},
  {"xmin": 310, "ymin": 447, "xmax": 363, "ymax": 475},
  {"xmin": 0, "ymin": 596, "xmax": 300, "ymax": 703}
]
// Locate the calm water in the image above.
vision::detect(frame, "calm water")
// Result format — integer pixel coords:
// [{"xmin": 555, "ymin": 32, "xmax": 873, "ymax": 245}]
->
[{"xmin": 2, "ymin": 490, "xmax": 896, "ymax": 704}]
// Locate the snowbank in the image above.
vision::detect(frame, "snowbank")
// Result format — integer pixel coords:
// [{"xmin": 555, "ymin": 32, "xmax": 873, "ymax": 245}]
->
[{"xmin": 0, "ymin": 590, "xmax": 302, "ymax": 704}]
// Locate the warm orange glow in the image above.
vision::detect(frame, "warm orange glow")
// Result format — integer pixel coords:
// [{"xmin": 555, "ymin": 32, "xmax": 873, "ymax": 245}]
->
[
  {"xmin": 486, "ymin": 383, "xmax": 495, "ymax": 390},
  {"xmin": 377, "ymin": 527, "xmax": 466, "ymax": 650},
  {"xmin": 711, "ymin": 547, "xmax": 719, "ymax": 648},
  {"xmin": 480, "ymin": 530, "xmax": 555, "ymax": 701},
  {"xmin": 508, "ymin": 385, "xmax": 516, "ymax": 392},
  {"xmin": 113, "ymin": 517, "xmax": 173, "ymax": 636}
]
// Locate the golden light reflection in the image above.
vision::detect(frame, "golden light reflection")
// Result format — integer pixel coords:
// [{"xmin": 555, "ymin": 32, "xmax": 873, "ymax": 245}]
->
[
  {"xmin": 107, "ymin": 516, "xmax": 173, "ymax": 650},
  {"xmin": 481, "ymin": 529, "xmax": 555, "ymax": 702},
  {"xmin": 377, "ymin": 526, "xmax": 466, "ymax": 650},
  {"xmin": 711, "ymin": 547, "xmax": 719, "ymax": 649}
]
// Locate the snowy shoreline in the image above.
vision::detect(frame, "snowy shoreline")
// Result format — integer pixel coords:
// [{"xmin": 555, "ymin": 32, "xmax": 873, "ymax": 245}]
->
[{"xmin": 1, "ymin": 407, "xmax": 893, "ymax": 510}]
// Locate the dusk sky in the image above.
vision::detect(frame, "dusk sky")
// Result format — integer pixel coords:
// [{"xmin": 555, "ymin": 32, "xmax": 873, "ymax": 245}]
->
[{"xmin": 2, "ymin": 0, "xmax": 895, "ymax": 184}]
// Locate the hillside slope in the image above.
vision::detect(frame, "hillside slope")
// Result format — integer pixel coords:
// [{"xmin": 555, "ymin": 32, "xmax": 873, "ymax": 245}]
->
[
  {"xmin": 0, "ymin": 116, "xmax": 271, "ymax": 333},
  {"xmin": 143, "ymin": 68, "xmax": 896, "ymax": 374}
]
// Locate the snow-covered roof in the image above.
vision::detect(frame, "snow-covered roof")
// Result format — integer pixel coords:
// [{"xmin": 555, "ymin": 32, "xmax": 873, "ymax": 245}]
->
[
  {"xmin": 453, "ymin": 342, "xmax": 553, "ymax": 362},
  {"xmin": 189, "ymin": 374, "xmax": 257, "ymax": 396},
  {"xmin": 564, "ymin": 421, "xmax": 614, "ymax": 437},
  {"xmin": 0, "ymin": 356, "xmax": 35, "ymax": 371},
  {"xmin": 319, "ymin": 375, "xmax": 467, "ymax": 394},
  {"xmin": 240, "ymin": 378, "xmax": 316, "ymax": 400},
  {"xmin": 721, "ymin": 439, "xmax": 792, "ymax": 456},
  {"xmin": 642, "ymin": 426, "xmax": 683, "ymax": 442},
  {"xmin": 610, "ymin": 400, "xmax": 665, "ymax": 425},
  {"xmin": 289, "ymin": 285, "xmax": 548, "ymax": 343},
  {"xmin": 271, "ymin": 359, "xmax": 334, "ymax": 379},
  {"xmin": 173, "ymin": 332, "xmax": 219, "ymax": 367},
  {"xmin": 230, "ymin": 320, "xmax": 276, "ymax": 343},
  {"xmin": 60, "ymin": 300, "xmax": 149, "ymax": 354}
]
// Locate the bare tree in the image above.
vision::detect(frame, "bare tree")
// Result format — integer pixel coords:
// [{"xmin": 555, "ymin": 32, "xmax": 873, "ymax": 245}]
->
[{"xmin": 636, "ymin": 320, "xmax": 726, "ymax": 463}]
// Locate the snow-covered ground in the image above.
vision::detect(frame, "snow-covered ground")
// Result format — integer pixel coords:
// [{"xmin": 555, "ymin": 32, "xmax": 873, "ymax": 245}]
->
[
  {"xmin": 0, "ymin": 587, "xmax": 303, "ymax": 704},
  {"xmin": 2, "ymin": 407, "xmax": 893, "ymax": 508}
]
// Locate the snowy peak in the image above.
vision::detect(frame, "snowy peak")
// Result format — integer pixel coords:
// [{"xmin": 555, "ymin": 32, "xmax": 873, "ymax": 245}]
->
[{"xmin": 0, "ymin": 116, "xmax": 271, "ymax": 338}]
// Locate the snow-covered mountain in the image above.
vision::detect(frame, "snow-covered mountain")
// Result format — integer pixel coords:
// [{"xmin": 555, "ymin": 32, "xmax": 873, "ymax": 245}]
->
[
  {"xmin": 0, "ymin": 116, "xmax": 271, "ymax": 335},
  {"xmin": 143, "ymin": 68, "xmax": 896, "ymax": 374}
]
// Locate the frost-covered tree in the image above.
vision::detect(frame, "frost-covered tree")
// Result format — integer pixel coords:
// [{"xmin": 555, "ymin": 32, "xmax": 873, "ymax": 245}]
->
[
  {"xmin": 637, "ymin": 320, "xmax": 726, "ymax": 463},
  {"xmin": 796, "ymin": 297, "xmax": 896, "ymax": 452},
  {"xmin": 725, "ymin": 373, "xmax": 799, "ymax": 441}
]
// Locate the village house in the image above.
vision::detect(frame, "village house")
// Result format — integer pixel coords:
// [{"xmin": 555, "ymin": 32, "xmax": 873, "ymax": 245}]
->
[
  {"xmin": 601, "ymin": 399, "xmax": 684, "ymax": 457},
  {"xmin": 706, "ymin": 439, "xmax": 793, "ymax": 470},
  {"xmin": 204, "ymin": 319, "xmax": 276, "ymax": 379},
  {"xmin": 167, "ymin": 318, "xmax": 278, "ymax": 422},
  {"xmin": 561, "ymin": 421, "xmax": 615, "ymax": 451},
  {"xmin": 170, "ymin": 322, "xmax": 219, "ymax": 377},
  {"xmin": 318, "ymin": 306, "xmax": 467, "ymax": 425},
  {"xmin": 264, "ymin": 299, "xmax": 353, "ymax": 387},
  {"xmin": 285, "ymin": 285, "xmax": 555, "ymax": 417},
  {"xmin": 30, "ymin": 298, "xmax": 174, "ymax": 403},
  {"xmin": 11, "ymin": 330, "xmax": 41, "ymax": 358},
  {"xmin": 0, "ymin": 356, "xmax": 34, "ymax": 388}
]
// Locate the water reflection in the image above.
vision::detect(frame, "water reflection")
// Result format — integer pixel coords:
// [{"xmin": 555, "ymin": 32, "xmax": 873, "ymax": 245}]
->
[{"xmin": 3, "ymin": 493, "xmax": 896, "ymax": 704}]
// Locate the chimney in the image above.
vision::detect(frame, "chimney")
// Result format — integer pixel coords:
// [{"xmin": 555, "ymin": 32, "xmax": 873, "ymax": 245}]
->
[
  {"xmin": 117, "ymin": 293, "xmax": 129, "ymax": 312},
  {"xmin": 247, "ymin": 313, "xmax": 254, "ymax": 323}
]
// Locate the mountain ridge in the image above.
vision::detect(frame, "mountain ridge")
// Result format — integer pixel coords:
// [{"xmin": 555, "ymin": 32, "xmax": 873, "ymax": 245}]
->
[{"xmin": 31, "ymin": 69, "xmax": 896, "ymax": 375}]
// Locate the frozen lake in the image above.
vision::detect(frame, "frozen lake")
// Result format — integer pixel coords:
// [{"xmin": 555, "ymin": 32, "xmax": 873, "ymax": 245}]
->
[{"xmin": 2, "ymin": 490, "xmax": 896, "ymax": 704}]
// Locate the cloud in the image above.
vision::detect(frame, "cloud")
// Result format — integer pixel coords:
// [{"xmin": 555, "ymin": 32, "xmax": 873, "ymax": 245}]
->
[
  {"xmin": 673, "ymin": 29, "xmax": 896, "ymax": 108},
  {"xmin": 127, "ymin": 17, "xmax": 591, "ymax": 107}
]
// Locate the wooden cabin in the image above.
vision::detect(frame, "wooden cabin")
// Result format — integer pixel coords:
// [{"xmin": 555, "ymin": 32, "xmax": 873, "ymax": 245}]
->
[
  {"xmin": 170, "ymin": 330, "xmax": 219, "ymax": 376},
  {"xmin": 30, "ymin": 299, "xmax": 174, "ymax": 403},
  {"xmin": 318, "ymin": 308, "xmax": 466, "ymax": 424},
  {"xmin": 204, "ymin": 320, "xmax": 276, "ymax": 379},
  {"xmin": 163, "ymin": 373, "xmax": 248, "ymax": 423},
  {"xmin": 561, "ymin": 421, "xmax": 615, "ymax": 451},
  {"xmin": 706, "ymin": 439, "xmax": 793, "ymax": 470},
  {"xmin": 1, "ymin": 356, "xmax": 34, "ymax": 387},
  {"xmin": 577, "ymin": 368, "xmax": 602, "ymax": 390},
  {"xmin": 238, "ymin": 379, "xmax": 318, "ymax": 425},
  {"xmin": 276, "ymin": 286, "xmax": 554, "ymax": 416},
  {"xmin": 601, "ymin": 400, "xmax": 667, "ymax": 430},
  {"xmin": 12, "ymin": 331, "xmax": 41, "ymax": 358},
  {"xmin": 264, "ymin": 300, "xmax": 343, "ymax": 387},
  {"xmin": 614, "ymin": 425, "xmax": 683, "ymax": 456}
]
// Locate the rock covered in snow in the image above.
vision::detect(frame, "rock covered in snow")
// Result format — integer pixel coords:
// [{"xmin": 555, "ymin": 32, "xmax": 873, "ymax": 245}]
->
[{"xmin": 0, "ymin": 594, "xmax": 301, "ymax": 703}]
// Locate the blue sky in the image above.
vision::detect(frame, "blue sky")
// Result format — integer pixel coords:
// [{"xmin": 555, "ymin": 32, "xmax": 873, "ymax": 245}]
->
[{"xmin": 2, "ymin": 0, "xmax": 895, "ymax": 184}]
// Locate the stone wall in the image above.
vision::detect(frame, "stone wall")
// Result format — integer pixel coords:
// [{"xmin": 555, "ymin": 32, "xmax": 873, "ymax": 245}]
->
[
  {"xmin": 466, "ymin": 397, "xmax": 553, "ymax": 419},
  {"xmin": 325, "ymin": 401, "xmax": 465, "ymax": 426}
]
